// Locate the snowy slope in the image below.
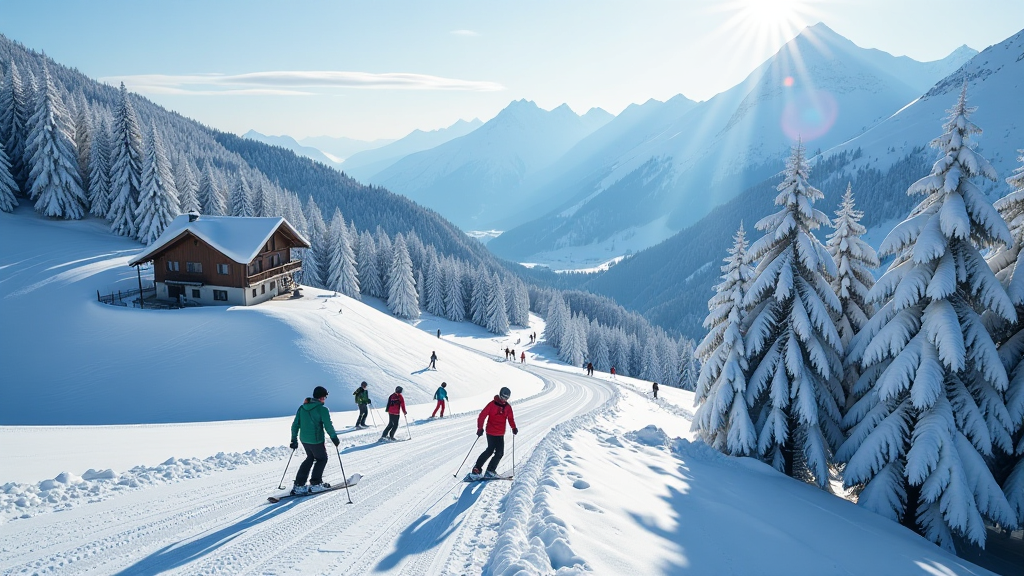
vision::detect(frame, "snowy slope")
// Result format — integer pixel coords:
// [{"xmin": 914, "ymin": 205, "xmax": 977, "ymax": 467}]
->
[
  {"xmin": 343, "ymin": 118, "xmax": 484, "ymax": 181},
  {"xmin": 0, "ymin": 208, "xmax": 540, "ymax": 425},
  {"xmin": 827, "ymin": 28, "xmax": 1024, "ymax": 194},
  {"xmin": 242, "ymin": 129, "xmax": 344, "ymax": 168},
  {"xmin": 488, "ymin": 23, "xmax": 978, "ymax": 265},
  {"xmin": 368, "ymin": 101, "xmax": 613, "ymax": 230}
]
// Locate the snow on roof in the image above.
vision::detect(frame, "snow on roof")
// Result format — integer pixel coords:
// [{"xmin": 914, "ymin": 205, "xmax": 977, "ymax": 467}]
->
[{"xmin": 128, "ymin": 215, "xmax": 310, "ymax": 266}]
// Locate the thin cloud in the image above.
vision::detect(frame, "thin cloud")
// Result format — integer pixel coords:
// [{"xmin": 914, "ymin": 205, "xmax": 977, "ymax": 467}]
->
[
  {"xmin": 102, "ymin": 70, "xmax": 504, "ymax": 95},
  {"xmin": 450, "ymin": 29, "xmax": 480, "ymax": 37}
]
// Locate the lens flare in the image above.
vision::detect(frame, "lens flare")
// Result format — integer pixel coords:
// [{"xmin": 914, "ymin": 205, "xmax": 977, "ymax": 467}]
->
[
  {"xmin": 783, "ymin": 76, "xmax": 795, "ymax": 87},
  {"xmin": 781, "ymin": 89, "xmax": 837, "ymax": 141}
]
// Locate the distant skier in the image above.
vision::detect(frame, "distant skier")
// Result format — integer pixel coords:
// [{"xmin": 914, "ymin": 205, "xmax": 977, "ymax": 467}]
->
[
  {"xmin": 381, "ymin": 386, "xmax": 407, "ymax": 441},
  {"xmin": 652, "ymin": 382, "xmax": 659, "ymax": 399},
  {"xmin": 610, "ymin": 366, "xmax": 616, "ymax": 379},
  {"xmin": 429, "ymin": 351, "xmax": 438, "ymax": 370},
  {"xmin": 289, "ymin": 386, "xmax": 340, "ymax": 495},
  {"xmin": 520, "ymin": 351, "xmax": 526, "ymax": 364},
  {"xmin": 472, "ymin": 387, "xmax": 518, "ymax": 478},
  {"xmin": 431, "ymin": 382, "xmax": 448, "ymax": 418},
  {"xmin": 353, "ymin": 381, "xmax": 371, "ymax": 428},
  {"xmin": 504, "ymin": 347, "xmax": 510, "ymax": 361},
  {"xmin": 437, "ymin": 328, "xmax": 441, "ymax": 339},
  {"xmin": 586, "ymin": 362, "xmax": 594, "ymax": 376}
]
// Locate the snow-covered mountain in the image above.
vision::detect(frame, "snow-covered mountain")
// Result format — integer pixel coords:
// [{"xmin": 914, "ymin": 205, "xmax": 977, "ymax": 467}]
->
[
  {"xmin": 367, "ymin": 100, "xmax": 614, "ymax": 230},
  {"xmin": 342, "ymin": 118, "xmax": 483, "ymax": 181},
  {"xmin": 299, "ymin": 134, "xmax": 395, "ymax": 162},
  {"xmin": 242, "ymin": 130, "xmax": 343, "ymax": 168},
  {"xmin": 488, "ymin": 23, "xmax": 978, "ymax": 264}
]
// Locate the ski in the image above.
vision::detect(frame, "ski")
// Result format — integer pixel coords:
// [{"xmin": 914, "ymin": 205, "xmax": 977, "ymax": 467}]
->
[
  {"xmin": 377, "ymin": 437, "xmax": 411, "ymax": 443},
  {"xmin": 267, "ymin": 473, "xmax": 362, "ymax": 503},
  {"xmin": 462, "ymin": 473, "xmax": 513, "ymax": 483}
]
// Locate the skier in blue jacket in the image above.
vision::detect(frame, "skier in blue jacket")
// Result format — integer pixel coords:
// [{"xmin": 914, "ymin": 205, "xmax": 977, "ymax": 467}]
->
[{"xmin": 431, "ymin": 382, "xmax": 448, "ymax": 418}]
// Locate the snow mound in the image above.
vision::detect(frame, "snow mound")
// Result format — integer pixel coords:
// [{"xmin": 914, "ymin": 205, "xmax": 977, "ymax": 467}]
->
[
  {"xmin": 0, "ymin": 446, "xmax": 290, "ymax": 523},
  {"xmin": 625, "ymin": 425, "xmax": 670, "ymax": 447}
]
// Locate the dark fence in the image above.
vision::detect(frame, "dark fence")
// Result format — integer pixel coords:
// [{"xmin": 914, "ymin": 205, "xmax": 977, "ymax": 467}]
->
[{"xmin": 97, "ymin": 284, "xmax": 156, "ymax": 307}]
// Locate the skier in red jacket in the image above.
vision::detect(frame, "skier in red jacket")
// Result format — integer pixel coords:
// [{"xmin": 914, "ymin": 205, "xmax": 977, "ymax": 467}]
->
[
  {"xmin": 472, "ymin": 387, "xmax": 518, "ymax": 478},
  {"xmin": 380, "ymin": 386, "xmax": 407, "ymax": 441}
]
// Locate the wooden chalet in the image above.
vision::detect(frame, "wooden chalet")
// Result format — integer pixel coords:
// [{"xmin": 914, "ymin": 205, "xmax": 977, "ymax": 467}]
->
[{"xmin": 128, "ymin": 213, "xmax": 311, "ymax": 306}]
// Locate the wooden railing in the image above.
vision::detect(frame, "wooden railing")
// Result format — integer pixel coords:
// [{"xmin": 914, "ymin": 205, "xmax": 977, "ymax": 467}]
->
[
  {"xmin": 97, "ymin": 284, "xmax": 156, "ymax": 306},
  {"xmin": 247, "ymin": 260, "xmax": 302, "ymax": 286}
]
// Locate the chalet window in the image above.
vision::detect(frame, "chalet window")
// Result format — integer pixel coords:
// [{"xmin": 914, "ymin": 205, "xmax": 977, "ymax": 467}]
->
[
  {"xmin": 213, "ymin": 290, "xmax": 227, "ymax": 301},
  {"xmin": 166, "ymin": 260, "xmax": 179, "ymax": 272},
  {"xmin": 271, "ymin": 253, "xmax": 281, "ymax": 267},
  {"xmin": 248, "ymin": 260, "xmax": 263, "ymax": 275},
  {"xmin": 270, "ymin": 281, "xmax": 276, "ymax": 290},
  {"xmin": 252, "ymin": 289, "xmax": 257, "ymax": 297},
  {"xmin": 186, "ymin": 262, "xmax": 202, "ymax": 273},
  {"xmin": 261, "ymin": 284, "xmax": 266, "ymax": 295},
  {"xmin": 191, "ymin": 289, "xmax": 201, "ymax": 298},
  {"xmin": 217, "ymin": 263, "xmax": 230, "ymax": 275}
]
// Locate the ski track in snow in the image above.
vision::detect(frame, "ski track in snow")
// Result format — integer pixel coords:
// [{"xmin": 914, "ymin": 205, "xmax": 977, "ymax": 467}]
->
[{"xmin": 0, "ymin": 367, "xmax": 614, "ymax": 575}]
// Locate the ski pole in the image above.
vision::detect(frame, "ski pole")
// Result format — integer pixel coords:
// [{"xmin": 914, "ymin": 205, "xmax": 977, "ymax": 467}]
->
[
  {"xmin": 277, "ymin": 447, "xmax": 296, "ymax": 490},
  {"xmin": 368, "ymin": 405, "xmax": 379, "ymax": 428},
  {"xmin": 454, "ymin": 435, "xmax": 481, "ymax": 478},
  {"xmin": 512, "ymin": 432, "xmax": 516, "ymax": 478},
  {"xmin": 404, "ymin": 413, "xmax": 412, "ymax": 440},
  {"xmin": 334, "ymin": 443, "xmax": 354, "ymax": 504}
]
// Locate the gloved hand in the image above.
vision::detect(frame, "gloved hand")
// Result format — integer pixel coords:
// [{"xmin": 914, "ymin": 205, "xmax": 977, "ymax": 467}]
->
[
  {"xmin": 512, "ymin": 428, "xmax": 518, "ymax": 435},
  {"xmin": 477, "ymin": 429, "xmax": 484, "ymax": 437},
  {"xmin": 289, "ymin": 440, "xmax": 298, "ymax": 450},
  {"xmin": 331, "ymin": 437, "xmax": 340, "ymax": 447}
]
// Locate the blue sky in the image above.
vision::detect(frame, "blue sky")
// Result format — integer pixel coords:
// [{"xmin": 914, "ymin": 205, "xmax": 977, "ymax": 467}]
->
[{"xmin": 1, "ymin": 0, "xmax": 1021, "ymax": 141}]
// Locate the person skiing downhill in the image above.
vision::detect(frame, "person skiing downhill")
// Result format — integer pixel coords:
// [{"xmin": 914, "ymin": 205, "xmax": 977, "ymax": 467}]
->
[
  {"xmin": 429, "ymin": 351, "xmax": 438, "ymax": 370},
  {"xmin": 353, "ymin": 381, "xmax": 371, "ymax": 428},
  {"xmin": 652, "ymin": 381, "xmax": 659, "ymax": 399},
  {"xmin": 472, "ymin": 387, "xmax": 518, "ymax": 478},
  {"xmin": 381, "ymin": 386, "xmax": 407, "ymax": 441},
  {"xmin": 431, "ymin": 382, "xmax": 448, "ymax": 418},
  {"xmin": 520, "ymin": 351, "xmax": 526, "ymax": 364},
  {"xmin": 289, "ymin": 386, "xmax": 340, "ymax": 495},
  {"xmin": 610, "ymin": 366, "xmax": 616, "ymax": 379}
]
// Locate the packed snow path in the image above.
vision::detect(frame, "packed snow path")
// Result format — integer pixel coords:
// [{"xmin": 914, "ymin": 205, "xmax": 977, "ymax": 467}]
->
[{"xmin": 0, "ymin": 366, "xmax": 614, "ymax": 575}]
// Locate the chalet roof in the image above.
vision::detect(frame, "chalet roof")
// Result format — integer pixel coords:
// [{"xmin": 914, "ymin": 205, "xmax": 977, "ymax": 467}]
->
[{"xmin": 128, "ymin": 215, "xmax": 311, "ymax": 266}]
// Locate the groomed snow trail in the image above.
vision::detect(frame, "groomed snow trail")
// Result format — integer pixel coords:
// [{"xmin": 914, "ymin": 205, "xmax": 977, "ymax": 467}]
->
[{"xmin": 0, "ymin": 367, "xmax": 614, "ymax": 575}]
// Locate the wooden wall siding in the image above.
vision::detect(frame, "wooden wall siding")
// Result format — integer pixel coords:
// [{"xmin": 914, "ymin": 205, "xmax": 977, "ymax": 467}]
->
[{"xmin": 154, "ymin": 233, "xmax": 247, "ymax": 288}]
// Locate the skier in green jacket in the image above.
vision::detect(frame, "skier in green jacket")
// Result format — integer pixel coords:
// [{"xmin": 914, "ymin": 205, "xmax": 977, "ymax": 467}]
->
[
  {"xmin": 353, "ymin": 381, "xmax": 371, "ymax": 428},
  {"xmin": 290, "ymin": 386, "xmax": 340, "ymax": 495}
]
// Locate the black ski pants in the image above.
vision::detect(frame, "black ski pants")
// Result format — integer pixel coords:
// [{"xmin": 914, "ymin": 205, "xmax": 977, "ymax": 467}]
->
[
  {"xmin": 295, "ymin": 441, "xmax": 329, "ymax": 486},
  {"xmin": 356, "ymin": 404, "xmax": 369, "ymax": 427},
  {"xmin": 382, "ymin": 413, "xmax": 400, "ymax": 439},
  {"xmin": 474, "ymin": 434, "xmax": 505, "ymax": 473}
]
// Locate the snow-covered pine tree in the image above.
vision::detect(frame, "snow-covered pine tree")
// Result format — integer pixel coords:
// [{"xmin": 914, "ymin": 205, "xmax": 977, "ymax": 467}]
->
[
  {"xmin": 444, "ymin": 259, "xmax": 465, "ymax": 322},
  {"xmin": 136, "ymin": 123, "xmax": 179, "ymax": 245},
  {"xmin": 303, "ymin": 197, "xmax": 328, "ymax": 289},
  {"xmin": 545, "ymin": 295, "xmax": 569, "ymax": 350},
  {"xmin": 562, "ymin": 313, "xmax": 587, "ymax": 367},
  {"xmin": 839, "ymin": 87, "xmax": 1017, "ymax": 550},
  {"xmin": 508, "ymin": 280, "xmax": 531, "ymax": 327},
  {"xmin": 611, "ymin": 329, "xmax": 630, "ymax": 376},
  {"xmin": 989, "ymin": 148, "xmax": 1024, "ymax": 528},
  {"xmin": 827, "ymin": 183, "xmax": 879, "ymax": 412},
  {"xmin": 376, "ymin": 231, "xmax": 393, "ymax": 299},
  {"xmin": 107, "ymin": 83, "xmax": 143, "ymax": 238},
  {"xmin": 386, "ymin": 234, "xmax": 419, "ymax": 319},
  {"xmin": 641, "ymin": 337, "xmax": 660, "ymax": 382},
  {"xmin": 198, "ymin": 164, "xmax": 224, "ymax": 216},
  {"xmin": 87, "ymin": 116, "xmax": 112, "ymax": 218},
  {"xmin": 174, "ymin": 155, "xmax": 199, "ymax": 214},
  {"xmin": 26, "ymin": 66, "xmax": 85, "ymax": 219},
  {"xmin": 72, "ymin": 93, "xmax": 92, "ymax": 193},
  {"xmin": 469, "ymin": 264, "xmax": 488, "ymax": 326},
  {"xmin": 231, "ymin": 174, "xmax": 254, "ymax": 217},
  {"xmin": 0, "ymin": 61, "xmax": 31, "ymax": 192},
  {"xmin": 0, "ymin": 141, "xmax": 18, "ymax": 212},
  {"xmin": 356, "ymin": 230, "xmax": 384, "ymax": 298},
  {"xmin": 424, "ymin": 253, "xmax": 446, "ymax": 316},
  {"xmin": 589, "ymin": 324, "xmax": 610, "ymax": 371},
  {"xmin": 678, "ymin": 338, "xmax": 699, "ymax": 391},
  {"xmin": 743, "ymin": 141, "xmax": 844, "ymax": 487},
  {"xmin": 693, "ymin": 224, "xmax": 756, "ymax": 453},
  {"xmin": 326, "ymin": 208, "xmax": 359, "ymax": 298},
  {"xmin": 485, "ymin": 273, "xmax": 510, "ymax": 335}
]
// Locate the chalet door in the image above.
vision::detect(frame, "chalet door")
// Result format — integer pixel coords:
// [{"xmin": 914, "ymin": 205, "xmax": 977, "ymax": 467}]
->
[{"xmin": 168, "ymin": 285, "xmax": 184, "ymax": 300}]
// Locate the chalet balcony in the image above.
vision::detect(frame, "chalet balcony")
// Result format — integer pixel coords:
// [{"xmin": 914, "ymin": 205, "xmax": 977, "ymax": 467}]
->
[{"xmin": 246, "ymin": 260, "xmax": 302, "ymax": 286}]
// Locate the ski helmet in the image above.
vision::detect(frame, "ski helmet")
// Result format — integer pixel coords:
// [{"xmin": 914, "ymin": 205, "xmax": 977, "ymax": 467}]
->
[
  {"xmin": 313, "ymin": 386, "xmax": 329, "ymax": 399},
  {"xmin": 499, "ymin": 387, "xmax": 511, "ymax": 400},
  {"xmin": 395, "ymin": 386, "xmax": 403, "ymax": 393},
  {"xmin": 360, "ymin": 381, "xmax": 368, "ymax": 388},
  {"xmin": 441, "ymin": 382, "xmax": 447, "ymax": 387}
]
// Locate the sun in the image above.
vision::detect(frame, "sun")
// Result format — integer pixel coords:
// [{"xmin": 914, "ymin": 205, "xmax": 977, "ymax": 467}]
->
[{"xmin": 718, "ymin": 0, "xmax": 819, "ymax": 50}]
